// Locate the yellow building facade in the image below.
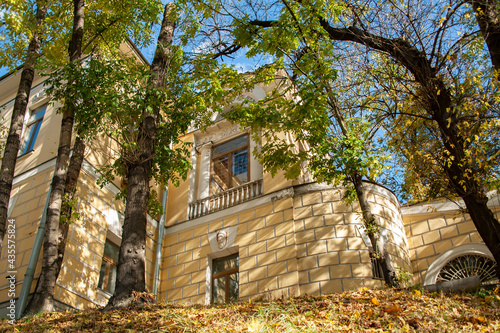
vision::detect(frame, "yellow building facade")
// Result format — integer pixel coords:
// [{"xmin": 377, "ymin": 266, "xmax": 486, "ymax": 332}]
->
[
  {"xmin": 0, "ymin": 56, "xmax": 498, "ymax": 315},
  {"xmin": 402, "ymin": 197, "xmax": 500, "ymax": 287}
]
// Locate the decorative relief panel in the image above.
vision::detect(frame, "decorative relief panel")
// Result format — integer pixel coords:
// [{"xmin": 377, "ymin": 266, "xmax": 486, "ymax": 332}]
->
[
  {"xmin": 208, "ymin": 226, "xmax": 238, "ymax": 252},
  {"xmin": 195, "ymin": 123, "xmax": 242, "ymax": 147}
]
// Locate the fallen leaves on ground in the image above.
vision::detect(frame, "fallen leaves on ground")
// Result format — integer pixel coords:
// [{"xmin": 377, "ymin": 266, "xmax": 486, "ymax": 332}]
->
[{"xmin": 2, "ymin": 288, "xmax": 500, "ymax": 332}]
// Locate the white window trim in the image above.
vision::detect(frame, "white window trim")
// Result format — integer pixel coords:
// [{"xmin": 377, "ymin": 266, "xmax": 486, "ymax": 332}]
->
[
  {"xmin": 205, "ymin": 246, "xmax": 239, "ymax": 305},
  {"xmin": 18, "ymin": 103, "xmax": 47, "ymax": 156},
  {"xmin": 190, "ymin": 126, "xmax": 262, "ymax": 204},
  {"xmin": 197, "ymin": 142, "xmax": 213, "ymax": 200}
]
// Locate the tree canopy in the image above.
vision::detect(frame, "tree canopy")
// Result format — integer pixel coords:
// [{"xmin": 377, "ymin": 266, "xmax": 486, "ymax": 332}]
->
[{"xmin": 190, "ymin": 0, "xmax": 500, "ymax": 279}]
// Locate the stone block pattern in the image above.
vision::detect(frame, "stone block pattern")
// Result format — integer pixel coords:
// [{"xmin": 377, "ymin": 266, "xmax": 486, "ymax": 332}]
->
[
  {"xmin": 55, "ymin": 172, "xmax": 122, "ymax": 310},
  {"xmin": 160, "ymin": 184, "xmax": 411, "ymax": 304},
  {"xmin": 293, "ymin": 188, "xmax": 410, "ymax": 296},
  {"xmin": 0, "ymin": 168, "xmax": 158, "ymax": 311},
  {"xmin": 0, "ymin": 168, "xmax": 54, "ymax": 303},
  {"xmin": 160, "ymin": 198, "xmax": 299, "ymax": 303},
  {"xmin": 404, "ymin": 206, "xmax": 500, "ymax": 285}
]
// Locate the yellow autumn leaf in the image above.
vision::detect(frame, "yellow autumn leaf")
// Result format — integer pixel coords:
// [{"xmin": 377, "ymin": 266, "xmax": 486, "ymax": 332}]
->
[
  {"xmin": 371, "ymin": 298, "xmax": 380, "ymax": 306},
  {"xmin": 414, "ymin": 289, "xmax": 421, "ymax": 296},
  {"xmin": 384, "ymin": 304, "xmax": 402, "ymax": 314}
]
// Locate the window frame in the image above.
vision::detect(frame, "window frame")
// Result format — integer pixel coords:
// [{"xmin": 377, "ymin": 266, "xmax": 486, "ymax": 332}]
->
[
  {"xmin": 97, "ymin": 239, "xmax": 120, "ymax": 295},
  {"xmin": 210, "ymin": 134, "xmax": 250, "ymax": 195},
  {"xmin": 19, "ymin": 104, "xmax": 46, "ymax": 156},
  {"xmin": 211, "ymin": 253, "xmax": 239, "ymax": 304}
]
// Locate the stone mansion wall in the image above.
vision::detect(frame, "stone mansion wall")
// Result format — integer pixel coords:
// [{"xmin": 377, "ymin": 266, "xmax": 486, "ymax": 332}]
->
[
  {"xmin": 0, "ymin": 66, "xmax": 497, "ymax": 315},
  {"xmin": 402, "ymin": 195, "xmax": 500, "ymax": 287},
  {"xmin": 159, "ymin": 182, "xmax": 410, "ymax": 304},
  {"xmin": 0, "ymin": 158, "xmax": 159, "ymax": 316}
]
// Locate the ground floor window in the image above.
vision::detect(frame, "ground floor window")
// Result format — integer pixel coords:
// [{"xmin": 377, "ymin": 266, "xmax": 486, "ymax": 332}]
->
[
  {"xmin": 212, "ymin": 253, "xmax": 239, "ymax": 304},
  {"xmin": 98, "ymin": 240, "xmax": 120, "ymax": 294}
]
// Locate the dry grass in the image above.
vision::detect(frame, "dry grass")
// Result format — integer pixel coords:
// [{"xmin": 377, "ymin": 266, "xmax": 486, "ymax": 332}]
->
[{"xmin": 2, "ymin": 287, "xmax": 500, "ymax": 332}]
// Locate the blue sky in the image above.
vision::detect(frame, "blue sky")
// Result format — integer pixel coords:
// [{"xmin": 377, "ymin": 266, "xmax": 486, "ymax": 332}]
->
[{"xmin": 0, "ymin": 27, "xmax": 257, "ymax": 79}]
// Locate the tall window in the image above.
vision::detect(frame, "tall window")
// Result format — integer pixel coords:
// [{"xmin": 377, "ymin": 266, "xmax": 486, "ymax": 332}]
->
[
  {"xmin": 19, "ymin": 105, "xmax": 46, "ymax": 155},
  {"xmin": 211, "ymin": 135, "xmax": 248, "ymax": 194},
  {"xmin": 98, "ymin": 240, "xmax": 119, "ymax": 294},
  {"xmin": 212, "ymin": 253, "xmax": 239, "ymax": 304}
]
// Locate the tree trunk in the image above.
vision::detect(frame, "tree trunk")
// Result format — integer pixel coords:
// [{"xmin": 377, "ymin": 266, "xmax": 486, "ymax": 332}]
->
[
  {"xmin": 105, "ymin": 162, "xmax": 150, "ymax": 309},
  {"xmin": 25, "ymin": 0, "xmax": 85, "ymax": 315},
  {"xmin": 467, "ymin": 0, "xmax": 500, "ymax": 72},
  {"xmin": 56, "ymin": 137, "xmax": 86, "ymax": 284},
  {"xmin": 322, "ymin": 91, "xmax": 400, "ymax": 287},
  {"xmin": 0, "ymin": 1, "xmax": 46, "ymax": 255},
  {"xmin": 431, "ymin": 83, "xmax": 500, "ymax": 279},
  {"xmin": 315, "ymin": 19, "xmax": 500, "ymax": 280},
  {"xmin": 351, "ymin": 173, "xmax": 399, "ymax": 287},
  {"xmin": 104, "ymin": 3, "xmax": 175, "ymax": 310},
  {"xmin": 460, "ymin": 189, "xmax": 500, "ymax": 278}
]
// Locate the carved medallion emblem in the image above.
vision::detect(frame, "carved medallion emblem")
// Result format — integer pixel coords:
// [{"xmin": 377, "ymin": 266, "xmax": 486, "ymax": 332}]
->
[{"xmin": 216, "ymin": 230, "xmax": 228, "ymax": 250}]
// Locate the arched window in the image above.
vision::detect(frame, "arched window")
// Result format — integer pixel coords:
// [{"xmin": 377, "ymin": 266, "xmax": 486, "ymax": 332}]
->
[
  {"xmin": 436, "ymin": 254, "xmax": 497, "ymax": 285},
  {"xmin": 424, "ymin": 243, "xmax": 498, "ymax": 286}
]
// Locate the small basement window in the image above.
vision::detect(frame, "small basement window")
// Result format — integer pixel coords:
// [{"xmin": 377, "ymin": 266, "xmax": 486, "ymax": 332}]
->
[
  {"xmin": 437, "ymin": 254, "xmax": 498, "ymax": 285},
  {"xmin": 371, "ymin": 256, "xmax": 384, "ymax": 280}
]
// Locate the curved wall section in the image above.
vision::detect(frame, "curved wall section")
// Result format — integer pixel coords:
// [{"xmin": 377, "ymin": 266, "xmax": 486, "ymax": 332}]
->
[
  {"xmin": 292, "ymin": 183, "xmax": 410, "ymax": 295},
  {"xmin": 159, "ymin": 182, "xmax": 411, "ymax": 304}
]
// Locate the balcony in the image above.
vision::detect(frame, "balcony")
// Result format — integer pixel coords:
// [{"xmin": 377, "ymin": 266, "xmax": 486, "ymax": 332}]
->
[{"xmin": 188, "ymin": 179, "xmax": 263, "ymax": 220}]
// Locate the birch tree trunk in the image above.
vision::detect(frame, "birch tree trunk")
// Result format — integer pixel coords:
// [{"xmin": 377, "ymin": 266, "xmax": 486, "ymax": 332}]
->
[{"xmin": 25, "ymin": 0, "xmax": 85, "ymax": 314}]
